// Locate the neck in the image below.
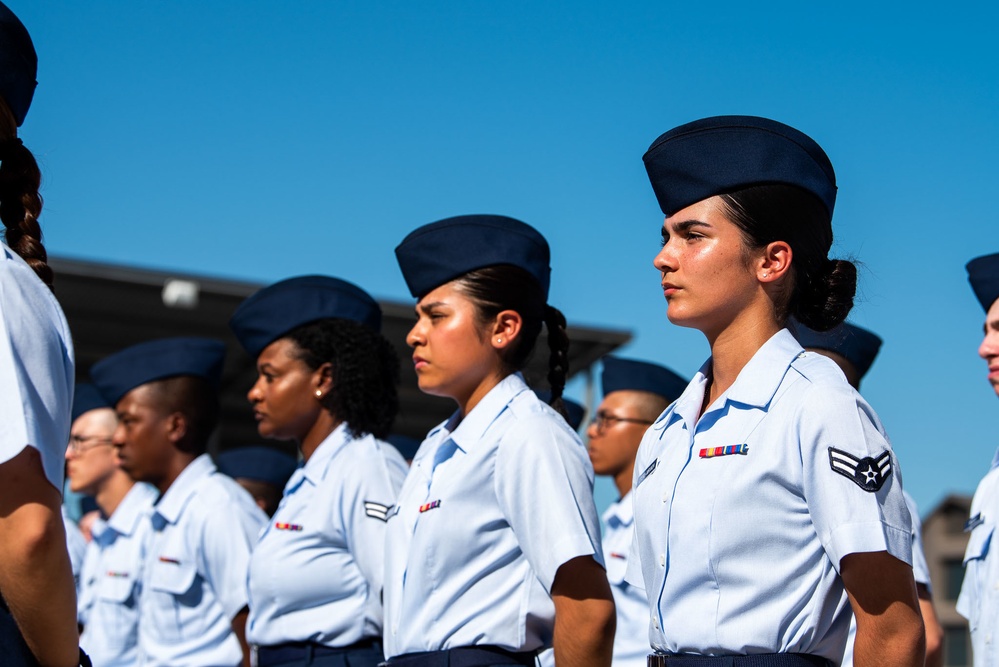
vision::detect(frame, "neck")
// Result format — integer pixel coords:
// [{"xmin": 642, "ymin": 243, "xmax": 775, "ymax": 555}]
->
[
  {"xmin": 300, "ymin": 411, "xmax": 342, "ymax": 462},
  {"xmin": 703, "ymin": 310, "xmax": 782, "ymax": 413},
  {"xmin": 156, "ymin": 451, "xmax": 199, "ymax": 495},
  {"xmin": 614, "ymin": 461, "xmax": 636, "ymax": 500},
  {"xmin": 456, "ymin": 369, "xmax": 510, "ymax": 418},
  {"xmin": 95, "ymin": 470, "xmax": 136, "ymax": 517}
]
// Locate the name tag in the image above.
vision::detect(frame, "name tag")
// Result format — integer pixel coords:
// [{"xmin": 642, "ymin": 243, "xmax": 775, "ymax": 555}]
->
[{"xmin": 637, "ymin": 459, "xmax": 658, "ymax": 486}]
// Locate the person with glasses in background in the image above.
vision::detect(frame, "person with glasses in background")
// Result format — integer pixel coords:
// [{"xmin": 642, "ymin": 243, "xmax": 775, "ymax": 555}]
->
[{"xmin": 67, "ymin": 383, "xmax": 157, "ymax": 667}]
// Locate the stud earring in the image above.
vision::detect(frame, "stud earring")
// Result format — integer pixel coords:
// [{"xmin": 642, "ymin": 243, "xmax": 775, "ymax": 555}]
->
[
  {"xmin": 762, "ymin": 272, "xmax": 769, "ymax": 278},
  {"xmin": 315, "ymin": 390, "xmax": 323, "ymax": 398},
  {"xmin": 496, "ymin": 338, "xmax": 503, "ymax": 344}
]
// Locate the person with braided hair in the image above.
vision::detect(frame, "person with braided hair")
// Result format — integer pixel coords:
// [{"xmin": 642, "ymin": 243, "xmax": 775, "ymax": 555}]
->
[
  {"xmin": 383, "ymin": 215, "xmax": 614, "ymax": 667},
  {"xmin": 0, "ymin": 3, "xmax": 82, "ymax": 666},
  {"xmin": 630, "ymin": 116, "xmax": 924, "ymax": 667},
  {"xmin": 228, "ymin": 275, "xmax": 407, "ymax": 667}
]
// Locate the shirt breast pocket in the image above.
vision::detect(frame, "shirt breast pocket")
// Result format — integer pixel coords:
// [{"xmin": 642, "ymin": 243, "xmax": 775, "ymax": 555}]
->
[
  {"xmin": 963, "ymin": 522, "xmax": 994, "ymax": 631},
  {"xmin": 98, "ymin": 574, "xmax": 137, "ymax": 606},
  {"xmin": 147, "ymin": 561, "xmax": 202, "ymax": 642}
]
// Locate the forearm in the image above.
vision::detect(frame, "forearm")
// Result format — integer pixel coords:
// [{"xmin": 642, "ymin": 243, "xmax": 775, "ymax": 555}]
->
[
  {"xmin": 551, "ymin": 556, "xmax": 615, "ymax": 667},
  {"xmin": 918, "ymin": 593, "xmax": 943, "ymax": 667},
  {"xmin": 0, "ymin": 452, "xmax": 79, "ymax": 666},
  {"xmin": 852, "ymin": 602, "xmax": 924, "ymax": 667},
  {"xmin": 231, "ymin": 607, "xmax": 251, "ymax": 667}
]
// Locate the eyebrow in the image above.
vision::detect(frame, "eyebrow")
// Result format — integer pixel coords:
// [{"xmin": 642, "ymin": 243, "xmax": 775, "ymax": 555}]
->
[
  {"xmin": 665, "ymin": 219, "xmax": 711, "ymax": 235},
  {"xmin": 416, "ymin": 301, "xmax": 447, "ymax": 315}
]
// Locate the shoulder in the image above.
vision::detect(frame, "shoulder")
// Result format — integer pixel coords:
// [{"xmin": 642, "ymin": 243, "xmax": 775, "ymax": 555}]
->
[
  {"xmin": 192, "ymin": 472, "xmax": 264, "ymax": 524},
  {"xmin": 337, "ymin": 433, "xmax": 409, "ymax": 482}
]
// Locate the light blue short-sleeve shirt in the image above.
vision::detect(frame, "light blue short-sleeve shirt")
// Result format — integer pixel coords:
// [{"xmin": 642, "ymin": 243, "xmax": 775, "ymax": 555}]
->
[
  {"xmin": 0, "ymin": 243, "xmax": 74, "ymax": 490},
  {"xmin": 957, "ymin": 448, "xmax": 999, "ymax": 667},
  {"xmin": 138, "ymin": 454, "xmax": 267, "ymax": 667},
  {"xmin": 247, "ymin": 423, "xmax": 407, "ymax": 647},
  {"xmin": 603, "ymin": 493, "xmax": 651, "ymax": 667},
  {"xmin": 383, "ymin": 373, "xmax": 603, "ymax": 658},
  {"xmin": 626, "ymin": 329, "xmax": 911, "ymax": 661},
  {"xmin": 78, "ymin": 482, "xmax": 158, "ymax": 667}
]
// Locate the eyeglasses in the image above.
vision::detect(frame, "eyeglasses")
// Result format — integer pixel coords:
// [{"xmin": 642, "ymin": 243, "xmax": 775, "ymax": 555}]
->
[
  {"xmin": 591, "ymin": 412, "xmax": 654, "ymax": 435},
  {"xmin": 68, "ymin": 434, "xmax": 114, "ymax": 454}
]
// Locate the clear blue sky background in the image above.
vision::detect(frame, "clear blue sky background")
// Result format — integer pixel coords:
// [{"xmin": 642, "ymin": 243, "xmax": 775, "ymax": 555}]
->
[{"xmin": 12, "ymin": 1, "xmax": 998, "ymax": 517}]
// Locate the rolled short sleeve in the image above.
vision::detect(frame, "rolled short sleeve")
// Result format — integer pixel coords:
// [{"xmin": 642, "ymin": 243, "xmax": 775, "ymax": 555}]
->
[
  {"xmin": 797, "ymin": 383, "xmax": 911, "ymax": 571},
  {"xmin": 495, "ymin": 416, "xmax": 602, "ymax": 591}
]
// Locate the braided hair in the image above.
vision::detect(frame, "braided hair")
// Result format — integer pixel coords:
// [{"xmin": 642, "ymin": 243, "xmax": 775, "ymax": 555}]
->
[
  {"xmin": 454, "ymin": 265, "xmax": 571, "ymax": 418},
  {"xmin": 0, "ymin": 98, "xmax": 50, "ymax": 288}
]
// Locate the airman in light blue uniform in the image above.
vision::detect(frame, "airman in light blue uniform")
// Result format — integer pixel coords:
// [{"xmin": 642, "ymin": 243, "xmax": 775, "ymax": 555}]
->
[{"xmin": 958, "ymin": 252, "xmax": 999, "ymax": 667}]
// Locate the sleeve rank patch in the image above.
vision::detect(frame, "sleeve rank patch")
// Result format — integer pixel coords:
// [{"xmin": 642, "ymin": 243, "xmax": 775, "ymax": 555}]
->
[
  {"xmin": 828, "ymin": 447, "xmax": 891, "ymax": 492},
  {"xmin": 364, "ymin": 501, "xmax": 392, "ymax": 522}
]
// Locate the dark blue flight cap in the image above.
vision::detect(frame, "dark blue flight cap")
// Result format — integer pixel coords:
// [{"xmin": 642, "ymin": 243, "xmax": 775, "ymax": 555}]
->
[
  {"xmin": 91, "ymin": 337, "xmax": 227, "ymax": 406},
  {"xmin": 643, "ymin": 115, "xmax": 837, "ymax": 218},
  {"xmin": 72, "ymin": 383, "xmax": 111, "ymax": 422},
  {"xmin": 0, "ymin": 2, "xmax": 37, "ymax": 127},
  {"xmin": 967, "ymin": 253, "xmax": 999, "ymax": 312},
  {"xmin": 601, "ymin": 356, "xmax": 687, "ymax": 402},
  {"xmin": 395, "ymin": 215, "xmax": 552, "ymax": 299},
  {"xmin": 534, "ymin": 389, "xmax": 586, "ymax": 431},
  {"xmin": 230, "ymin": 275, "xmax": 382, "ymax": 359},
  {"xmin": 386, "ymin": 434, "xmax": 421, "ymax": 461},
  {"xmin": 794, "ymin": 321, "xmax": 882, "ymax": 380},
  {"xmin": 216, "ymin": 446, "xmax": 298, "ymax": 489}
]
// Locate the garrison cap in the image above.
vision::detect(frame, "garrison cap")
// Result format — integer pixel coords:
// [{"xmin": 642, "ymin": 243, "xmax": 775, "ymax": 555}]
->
[
  {"xmin": 91, "ymin": 337, "xmax": 226, "ymax": 406},
  {"xmin": 601, "ymin": 356, "xmax": 687, "ymax": 402},
  {"xmin": 230, "ymin": 275, "xmax": 382, "ymax": 359},
  {"xmin": 72, "ymin": 383, "xmax": 111, "ymax": 422},
  {"xmin": 395, "ymin": 215, "xmax": 552, "ymax": 299},
  {"xmin": 0, "ymin": 1, "xmax": 36, "ymax": 126},
  {"xmin": 643, "ymin": 115, "xmax": 837, "ymax": 218},
  {"xmin": 216, "ymin": 446, "xmax": 298, "ymax": 489},
  {"xmin": 534, "ymin": 389, "xmax": 586, "ymax": 431},
  {"xmin": 967, "ymin": 253, "xmax": 999, "ymax": 312},
  {"xmin": 794, "ymin": 321, "xmax": 882, "ymax": 381}
]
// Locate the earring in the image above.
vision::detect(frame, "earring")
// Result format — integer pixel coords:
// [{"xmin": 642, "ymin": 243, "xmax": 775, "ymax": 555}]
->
[
  {"xmin": 762, "ymin": 272, "xmax": 769, "ymax": 278},
  {"xmin": 496, "ymin": 338, "xmax": 503, "ymax": 344},
  {"xmin": 315, "ymin": 390, "xmax": 323, "ymax": 398}
]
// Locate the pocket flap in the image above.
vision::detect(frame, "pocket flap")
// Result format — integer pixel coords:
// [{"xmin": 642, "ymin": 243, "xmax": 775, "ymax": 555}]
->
[
  {"xmin": 148, "ymin": 559, "xmax": 198, "ymax": 595},
  {"xmin": 98, "ymin": 572, "xmax": 138, "ymax": 603},
  {"xmin": 964, "ymin": 523, "xmax": 993, "ymax": 566}
]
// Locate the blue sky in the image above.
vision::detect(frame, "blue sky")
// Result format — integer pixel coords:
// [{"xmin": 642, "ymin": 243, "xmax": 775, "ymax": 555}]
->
[{"xmin": 12, "ymin": 1, "xmax": 998, "ymax": 516}]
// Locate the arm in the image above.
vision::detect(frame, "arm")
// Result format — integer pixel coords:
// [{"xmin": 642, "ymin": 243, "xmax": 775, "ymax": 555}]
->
[
  {"xmin": 231, "ymin": 606, "xmax": 251, "ymax": 667},
  {"xmin": 916, "ymin": 584, "xmax": 943, "ymax": 667},
  {"xmin": 0, "ymin": 447, "xmax": 79, "ymax": 667},
  {"xmin": 841, "ymin": 551, "xmax": 925, "ymax": 667},
  {"xmin": 551, "ymin": 555, "xmax": 615, "ymax": 667}
]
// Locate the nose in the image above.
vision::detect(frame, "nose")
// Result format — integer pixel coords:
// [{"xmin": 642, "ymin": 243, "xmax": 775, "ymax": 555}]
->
[
  {"xmin": 65, "ymin": 441, "xmax": 75, "ymax": 461},
  {"xmin": 247, "ymin": 377, "xmax": 263, "ymax": 404},
  {"xmin": 585, "ymin": 418, "xmax": 601, "ymax": 440},
  {"xmin": 111, "ymin": 421, "xmax": 126, "ymax": 450},
  {"xmin": 406, "ymin": 321, "xmax": 424, "ymax": 349},
  {"xmin": 979, "ymin": 329, "xmax": 999, "ymax": 361},
  {"xmin": 653, "ymin": 227, "xmax": 677, "ymax": 274}
]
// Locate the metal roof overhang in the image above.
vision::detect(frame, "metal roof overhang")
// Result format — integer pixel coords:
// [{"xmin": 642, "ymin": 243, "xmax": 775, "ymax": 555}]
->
[{"xmin": 51, "ymin": 257, "xmax": 631, "ymax": 452}]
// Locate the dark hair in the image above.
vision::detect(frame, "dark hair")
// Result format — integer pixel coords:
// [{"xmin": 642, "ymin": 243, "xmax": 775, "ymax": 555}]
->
[
  {"xmin": 286, "ymin": 318, "xmax": 399, "ymax": 440},
  {"xmin": 720, "ymin": 184, "xmax": 855, "ymax": 331},
  {"xmin": 0, "ymin": 98, "xmax": 50, "ymax": 287},
  {"xmin": 453, "ymin": 265, "xmax": 571, "ymax": 417},
  {"xmin": 149, "ymin": 375, "xmax": 220, "ymax": 455}
]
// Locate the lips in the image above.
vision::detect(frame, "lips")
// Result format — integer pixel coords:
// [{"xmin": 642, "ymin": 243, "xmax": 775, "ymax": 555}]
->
[
  {"xmin": 413, "ymin": 355, "xmax": 428, "ymax": 371},
  {"xmin": 662, "ymin": 282, "xmax": 680, "ymax": 297}
]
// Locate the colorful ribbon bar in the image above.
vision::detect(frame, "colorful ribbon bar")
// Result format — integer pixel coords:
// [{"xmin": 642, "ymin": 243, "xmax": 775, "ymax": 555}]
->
[
  {"xmin": 158, "ymin": 556, "xmax": 180, "ymax": 564},
  {"xmin": 419, "ymin": 500, "xmax": 441, "ymax": 513},
  {"xmin": 274, "ymin": 522, "xmax": 303, "ymax": 531},
  {"xmin": 699, "ymin": 444, "xmax": 749, "ymax": 458}
]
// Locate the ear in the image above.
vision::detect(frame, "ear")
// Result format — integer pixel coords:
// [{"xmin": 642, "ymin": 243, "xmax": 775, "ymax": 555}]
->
[
  {"xmin": 757, "ymin": 240, "xmax": 792, "ymax": 283},
  {"xmin": 490, "ymin": 310, "xmax": 523, "ymax": 351},
  {"xmin": 314, "ymin": 362, "xmax": 334, "ymax": 397},
  {"xmin": 165, "ymin": 412, "xmax": 188, "ymax": 445}
]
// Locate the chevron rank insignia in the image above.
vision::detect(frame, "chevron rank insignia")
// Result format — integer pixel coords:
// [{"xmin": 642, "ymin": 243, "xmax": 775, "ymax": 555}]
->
[
  {"xmin": 364, "ymin": 501, "xmax": 391, "ymax": 522},
  {"xmin": 828, "ymin": 448, "xmax": 891, "ymax": 492}
]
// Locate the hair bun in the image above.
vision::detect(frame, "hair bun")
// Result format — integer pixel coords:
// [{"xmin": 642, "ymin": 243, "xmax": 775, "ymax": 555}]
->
[{"xmin": 794, "ymin": 259, "xmax": 856, "ymax": 332}]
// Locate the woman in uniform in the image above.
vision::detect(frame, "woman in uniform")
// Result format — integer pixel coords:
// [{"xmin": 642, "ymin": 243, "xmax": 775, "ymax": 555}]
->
[
  {"xmin": 382, "ymin": 214, "xmax": 615, "ymax": 667},
  {"xmin": 229, "ymin": 275, "xmax": 407, "ymax": 667},
  {"xmin": 630, "ymin": 116, "xmax": 924, "ymax": 667},
  {"xmin": 0, "ymin": 4, "xmax": 81, "ymax": 666}
]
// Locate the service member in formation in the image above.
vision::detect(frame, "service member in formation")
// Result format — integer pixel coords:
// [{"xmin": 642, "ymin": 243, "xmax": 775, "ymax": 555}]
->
[
  {"xmin": 384, "ymin": 215, "xmax": 615, "ymax": 667},
  {"xmin": 587, "ymin": 356, "xmax": 686, "ymax": 667},
  {"xmin": 795, "ymin": 321, "xmax": 944, "ymax": 667},
  {"xmin": 630, "ymin": 116, "xmax": 924, "ymax": 666},
  {"xmin": 91, "ymin": 337, "xmax": 267, "ymax": 667},
  {"xmin": 958, "ymin": 252, "xmax": 999, "ymax": 667},
  {"xmin": 229, "ymin": 275, "xmax": 407, "ymax": 667},
  {"xmin": 67, "ymin": 383, "xmax": 157, "ymax": 667}
]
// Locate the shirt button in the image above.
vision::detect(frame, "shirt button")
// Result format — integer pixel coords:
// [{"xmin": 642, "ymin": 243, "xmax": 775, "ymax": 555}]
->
[
  {"xmin": 660, "ymin": 553, "xmax": 665, "ymax": 566},
  {"xmin": 662, "ymin": 491, "xmax": 668, "ymax": 503}
]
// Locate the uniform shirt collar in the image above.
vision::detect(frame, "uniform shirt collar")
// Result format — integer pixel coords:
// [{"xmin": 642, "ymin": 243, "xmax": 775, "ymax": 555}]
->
[
  {"xmin": 153, "ymin": 453, "xmax": 215, "ymax": 525},
  {"xmin": 444, "ymin": 373, "xmax": 530, "ymax": 454},
  {"xmin": 107, "ymin": 482, "xmax": 158, "ymax": 537},
  {"xmin": 602, "ymin": 490, "xmax": 634, "ymax": 529},
  {"xmin": 719, "ymin": 328, "xmax": 802, "ymax": 409},
  {"xmin": 301, "ymin": 422, "xmax": 350, "ymax": 485}
]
